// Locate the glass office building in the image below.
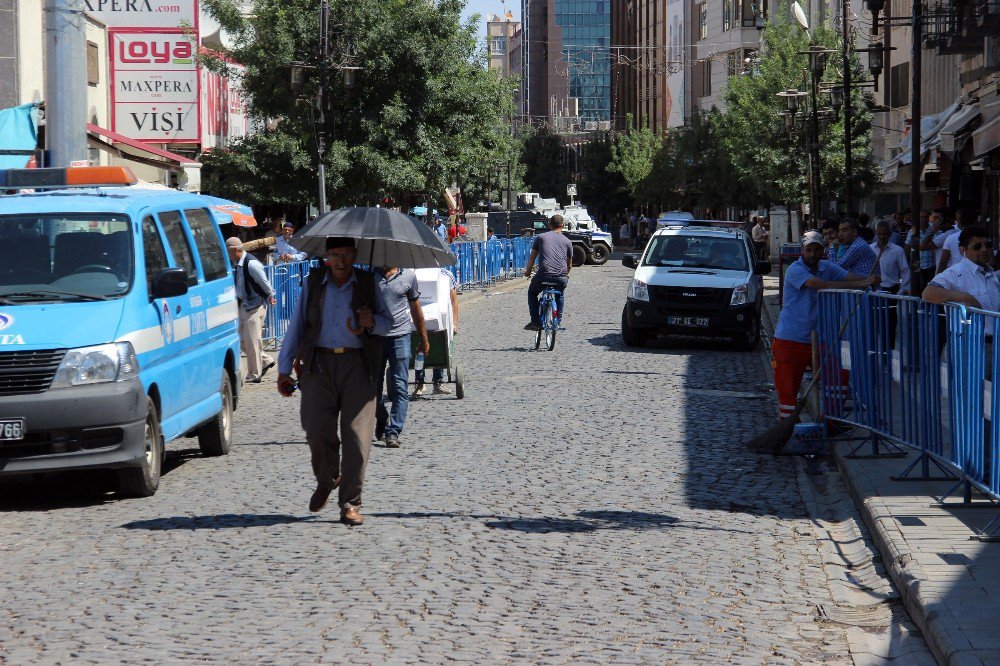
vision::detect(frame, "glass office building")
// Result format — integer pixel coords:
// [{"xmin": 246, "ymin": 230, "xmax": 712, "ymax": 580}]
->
[{"xmin": 554, "ymin": 0, "xmax": 611, "ymax": 122}]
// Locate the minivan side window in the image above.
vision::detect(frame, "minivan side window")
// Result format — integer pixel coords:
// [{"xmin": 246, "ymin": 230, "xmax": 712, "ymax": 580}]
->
[
  {"xmin": 159, "ymin": 210, "xmax": 199, "ymax": 286},
  {"xmin": 142, "ymin": 216, "xmax": 170, "ymax": 298},
  {"xmin": 184, "ymin": 208, "xmax": 228, "ymax": 281}
]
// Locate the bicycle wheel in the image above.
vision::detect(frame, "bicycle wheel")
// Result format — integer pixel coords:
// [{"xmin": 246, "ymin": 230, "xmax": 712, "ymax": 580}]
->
[
  {"xmin": 545, "ymin": 299, "xmax": 557, "ymax": 351},
  {"xmin": 534, "ymin": 300, "xmax": 543, "ymax": 349}
]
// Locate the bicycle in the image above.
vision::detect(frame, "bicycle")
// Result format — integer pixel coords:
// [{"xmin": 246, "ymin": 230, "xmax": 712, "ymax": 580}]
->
[{"xmin": 534, "ymin": 283, "xmax": 562, "ymax": 351}]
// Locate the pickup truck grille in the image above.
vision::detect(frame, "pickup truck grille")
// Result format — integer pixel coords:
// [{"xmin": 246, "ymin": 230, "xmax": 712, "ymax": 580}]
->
[
  {"xmin": 647, "ymin": 286, "xmax": 733, "ymax": 310},
  {"xmin": 0, "ymin": 349, "xmax": 65, "ymax": 396}
]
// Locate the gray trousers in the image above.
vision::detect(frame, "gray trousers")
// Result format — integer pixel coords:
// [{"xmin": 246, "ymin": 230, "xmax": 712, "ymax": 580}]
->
[{"xmin": 299, "ymin": 352, "xmax": 376, "ymax": 508}]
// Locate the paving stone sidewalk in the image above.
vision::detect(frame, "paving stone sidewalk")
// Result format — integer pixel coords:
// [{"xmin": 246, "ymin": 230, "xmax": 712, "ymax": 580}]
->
[{"xmin": 762, "ymin": 274, "xmax": 1000, "ymax": 665}]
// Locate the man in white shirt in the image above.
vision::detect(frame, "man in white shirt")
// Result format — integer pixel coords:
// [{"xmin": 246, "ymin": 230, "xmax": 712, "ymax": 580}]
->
[
  {"xmin": 923, "ymin": 225, "xmax": 1000, "ymax": 312},
  {"xmin": 872, "ymin": 220, "xmax": 910, "ymax": 348},
  {"xmin": 919, "ymin": 210, "xmax": 957, "ymax": 274},
  {"xmin": 871, "ymin": 220, "xmax": 910, "ymax": 295},
  {"xmin": 751, "ymin": 217, "xmax": 769, "ymax": 260},
  {"xmin": 273, "ymin": 221, "xmax": 308, "ymax": 263},
  {"xmin": 936, "ymin": 209, "xmax": 975, "ymax": 273}
]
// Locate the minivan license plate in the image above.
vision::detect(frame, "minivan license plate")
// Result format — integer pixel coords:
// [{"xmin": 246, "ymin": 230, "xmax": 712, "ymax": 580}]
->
[
  {"xmin": 0, "ymin": 419, "xmax": 25, "ymax": 441},
  {"xmin": 668, "ymin": 316, "xmax": 709, "ymax": 328}
]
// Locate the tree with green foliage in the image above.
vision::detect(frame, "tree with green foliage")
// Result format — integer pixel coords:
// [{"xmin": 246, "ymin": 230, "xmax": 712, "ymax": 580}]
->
[
  {"xmin": 518, "ymin": 125, "xmax": 568, "ymax": 201},
  {"xmin": 200, "ymin": 0, "xmax": 518, "ymax": 211},
  {"xmin": 608, "ymin": 115, "xmax": 661, "ymax": 204},
  {"xmin": 577, "ymin": 133, "xmax": 629, "ymax": 221},
  {"xmin": 716, "ymin": 4, "xmax": 879, "ymax": 213}
]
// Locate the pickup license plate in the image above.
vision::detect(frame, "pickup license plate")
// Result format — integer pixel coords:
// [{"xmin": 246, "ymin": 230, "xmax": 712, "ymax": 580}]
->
[
  {"xmin": 668, "ymin": 316, "xmax": 710, "ymax": 328},
  {"xmin": 0, "ymin": 419, "xmax": 25, "ymax": 441}
]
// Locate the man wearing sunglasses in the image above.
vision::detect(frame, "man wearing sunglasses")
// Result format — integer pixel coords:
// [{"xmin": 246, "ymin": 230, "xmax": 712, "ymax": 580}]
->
[{"xmin": 922, "ymin": 226, "xmax": 1000, "ymax": 312}]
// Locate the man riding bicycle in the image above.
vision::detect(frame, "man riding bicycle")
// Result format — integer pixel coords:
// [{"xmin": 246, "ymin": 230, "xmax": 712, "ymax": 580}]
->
[{"xmin": 524, "ymin": 214, "xmax": 573, "ymax": 331}]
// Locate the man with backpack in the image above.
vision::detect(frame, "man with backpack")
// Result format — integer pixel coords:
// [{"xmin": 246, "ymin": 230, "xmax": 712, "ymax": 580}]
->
[{"xmin": 226, "ymin": 237, "xmax": 277, "ymax": 383}]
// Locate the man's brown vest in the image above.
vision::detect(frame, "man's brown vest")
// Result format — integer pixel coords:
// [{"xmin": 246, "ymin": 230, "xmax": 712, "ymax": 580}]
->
[{"xmin": 294, "ymin": 265, "xmax": 382, "ymax": 384}]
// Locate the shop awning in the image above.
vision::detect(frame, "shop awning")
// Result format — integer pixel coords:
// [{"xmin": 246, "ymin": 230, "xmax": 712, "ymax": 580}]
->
[
  {"xmin": 972, "ymin": 115, "xmax": 1000, "ymax": 158},
  {"xmin": 0, "ymin": 104, "xmax": 40, "ymax": 169},
  {"xmin": 86, "ymin": 123, "xmax": 200, "ymax": 171},
  {"xmin": 939, "ymin": 104, "xmax": 981, "ymax": 156}
]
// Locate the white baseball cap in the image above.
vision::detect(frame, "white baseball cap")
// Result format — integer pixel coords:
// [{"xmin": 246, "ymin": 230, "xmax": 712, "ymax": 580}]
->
[{"xmin": 801, "ymin": 231, "xmax": 825, "ymax": 247}]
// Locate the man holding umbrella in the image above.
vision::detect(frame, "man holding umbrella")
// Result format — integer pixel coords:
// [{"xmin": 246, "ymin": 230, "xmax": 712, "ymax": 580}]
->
[
  {"xmin": 277, "ymin": 237, "xmax": 392, "ymax": 526},
  {"xmin": 276, "ymin": 207, "xmax": 454, "ymax": 525}
]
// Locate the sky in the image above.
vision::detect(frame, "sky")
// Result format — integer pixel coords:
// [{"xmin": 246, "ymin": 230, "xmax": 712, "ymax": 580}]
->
[{"xmin": 462, "ymin": 0, "xmax": 520, "ymax": 45}]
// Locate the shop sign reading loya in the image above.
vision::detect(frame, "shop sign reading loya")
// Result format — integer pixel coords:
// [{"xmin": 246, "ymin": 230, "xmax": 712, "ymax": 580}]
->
[{"xmin": 111, "ymin": 31, "xmax": 199, "ymax": 142}]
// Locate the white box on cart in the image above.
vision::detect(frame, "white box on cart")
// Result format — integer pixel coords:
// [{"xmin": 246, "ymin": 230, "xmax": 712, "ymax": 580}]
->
[{"xmin": 413, "ymin": 268, "xmax": 453, "ymax": 338}]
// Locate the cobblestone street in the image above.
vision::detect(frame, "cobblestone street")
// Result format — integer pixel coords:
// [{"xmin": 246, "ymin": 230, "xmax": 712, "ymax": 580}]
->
[{"xmin": 1, "ymin": 261, "xmax": 872, "ymax": 663}]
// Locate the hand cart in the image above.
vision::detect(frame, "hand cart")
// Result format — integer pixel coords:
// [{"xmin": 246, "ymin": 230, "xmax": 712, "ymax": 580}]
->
[{"xmin": 408, "ymin": 268, "xmax": 464, "ymax": 399}]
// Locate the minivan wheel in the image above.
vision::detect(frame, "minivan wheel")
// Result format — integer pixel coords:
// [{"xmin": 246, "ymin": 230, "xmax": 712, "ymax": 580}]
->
[
  {"xmin": 588, "ymin": 244, "xmax": 610, "ymax": 265},
  {"xmin": 735, "ymin": 312, "xmax": 761, "ymax": 351},
  {"xmin": 621, "ymin": 307, "xmax": 648, "ymax": 348},
  {"xmin": 198, "ymin": 370, "xmax": 234, "ymax": 456},
  {"xmin": 117, "ymin": 397, "xmax": 163, "ymax": 497}
]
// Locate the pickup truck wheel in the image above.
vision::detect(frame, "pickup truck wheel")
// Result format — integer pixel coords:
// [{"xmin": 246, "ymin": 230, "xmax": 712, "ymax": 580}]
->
[
  {"xmin": 735, "ymin": 312, "xmax": 761, "ymax": 351},
  {"xmin": 588, "ymin": 244, "xmax": 610, "ymax": 265},
  {"xmin": 117, "ymin": 397, "xmax": 163, "ymax": 497},
  {"xmin": 572, "ymin": 245, "xmax": 587, "ymax": 267},
  {"xmin": 198, "ymin": 370, "xmax": 234, "ymax": 456},
  {"xmin": 621, "ymin": 307, "xmax": 648, "ymax": 348}
]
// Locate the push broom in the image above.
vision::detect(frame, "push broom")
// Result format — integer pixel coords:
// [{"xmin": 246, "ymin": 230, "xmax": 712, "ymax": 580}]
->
[{"xmin": 745, "ymin": 244, "xmax": 885, "ymax": 454}]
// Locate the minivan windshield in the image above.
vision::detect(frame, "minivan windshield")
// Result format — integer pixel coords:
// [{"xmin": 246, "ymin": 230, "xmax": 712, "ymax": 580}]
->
[
  {"xmin": 0, "ymin": 214, "xmax": 133, "ymax": 302},
  {"xmin": 643, "ymin": 235, "xmax": 749, "ymax": 272}
]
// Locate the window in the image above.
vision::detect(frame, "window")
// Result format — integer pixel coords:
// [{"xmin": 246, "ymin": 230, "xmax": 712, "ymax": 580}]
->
[
  {"xmin": 142, "ymin": 216, "xmax": 169, "ymax": 298},
  {"xmin": 87, "ymin": 41, "xmax": 100, "ymax": 85},
  {"xmin": 890, "ymin": 62, "xmax": 909, "ymax": 108},
  {"xmin": 490, "ymin": 36, "xmax": 507, "ymax": 55},
  {"xmin": 158, "ymin": 210, "xmax": 198, "ymax": 286},
  {"xmin": 703, "ymin": 59, "xmax": 712, "ymax": 96},
  {"xmin": 723, "ymin": 0, "xmax": 735, "ymax": 31},
  {"xmin": 184, "ymin": 208, "xmax": 228, "ymax": 281},
  {"xmin": 727, "ymin": 52, "xmax": 739, "ymax": 77},
  {"xmin": 698, "ymin": 3, "xmax": 708, "ymax": 39},
  {"xmin": 741, "ymin": 0, "xmax": 767, "ymax": 26}
]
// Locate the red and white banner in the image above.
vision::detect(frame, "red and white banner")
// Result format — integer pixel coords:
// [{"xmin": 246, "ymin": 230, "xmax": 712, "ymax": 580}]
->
[
  {"xmin": 200, "ymin": 59, "xmax": 248, "ymax": 150},
  {"xmin": 110, "ymin": 29, "xmax": 200, "ymax": 142}
]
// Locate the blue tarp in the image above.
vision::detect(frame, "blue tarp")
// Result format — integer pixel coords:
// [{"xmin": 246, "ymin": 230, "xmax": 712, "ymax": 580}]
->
[{"xmin": 0, "ymin": 104, "xmax": 39, "ymax": 169}]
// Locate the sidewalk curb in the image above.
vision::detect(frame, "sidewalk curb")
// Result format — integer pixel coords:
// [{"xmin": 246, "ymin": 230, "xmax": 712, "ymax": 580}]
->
[
  {"xmin": 761, "ymin": 281, "xmax": 964, "ymax": 665},
  {"xmin": 830, "ymin": 447, "xmax": 976, "ymax": 666}
]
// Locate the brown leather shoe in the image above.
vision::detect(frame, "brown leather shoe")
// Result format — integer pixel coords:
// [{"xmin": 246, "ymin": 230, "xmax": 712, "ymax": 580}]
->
[
  {"xmin": 308, "ymin": 478, "xmax": 340, "ymax": 513},
  {"xmin": 340, "ymin": 505, "xmax": 364, "ymax": 526}
]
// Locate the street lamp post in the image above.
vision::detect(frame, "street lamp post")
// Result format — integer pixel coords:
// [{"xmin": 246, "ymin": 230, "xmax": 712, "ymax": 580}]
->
[{"xmin": 316, "ymin": 0, "xmax": 330, "ymax": 216}]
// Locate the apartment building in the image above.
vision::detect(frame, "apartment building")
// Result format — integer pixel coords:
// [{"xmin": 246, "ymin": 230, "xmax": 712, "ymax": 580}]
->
[
  {"xmin": 487, "ymin": 13, "xmax": 521, "ymax": 76},
  {"xmin": 872, "ymin": 0, "xmax": 999, "ymax": 224}
]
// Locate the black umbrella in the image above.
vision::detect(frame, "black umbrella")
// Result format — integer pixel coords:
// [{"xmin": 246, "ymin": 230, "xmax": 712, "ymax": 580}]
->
[{"xmin": 289, "ymin": 207, "xmax": 456, "ymax": 268}]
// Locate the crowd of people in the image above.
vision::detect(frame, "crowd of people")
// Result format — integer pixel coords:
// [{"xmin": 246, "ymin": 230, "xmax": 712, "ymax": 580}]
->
[{"xmin": 772, "ymin": 206, "xmax": 999, "ymax": 422}]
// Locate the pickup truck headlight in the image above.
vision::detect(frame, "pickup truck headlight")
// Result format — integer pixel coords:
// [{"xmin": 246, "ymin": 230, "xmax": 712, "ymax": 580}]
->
[
  {"xmin": 730, "ymin": 284, "xmax": 749, "ymax": 306},
  {"xmin": 628, "ymin": 279, "xmax": 649, "ymax": 302},
  {"xmin": 51, "ymin": 342, "xmax": 140, "ymax": 388}
]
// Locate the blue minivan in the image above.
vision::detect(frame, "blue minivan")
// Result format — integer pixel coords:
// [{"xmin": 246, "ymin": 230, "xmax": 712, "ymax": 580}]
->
[{"xmin": 0, "ymin": 167, "xmax": 242, "ymax": 496}]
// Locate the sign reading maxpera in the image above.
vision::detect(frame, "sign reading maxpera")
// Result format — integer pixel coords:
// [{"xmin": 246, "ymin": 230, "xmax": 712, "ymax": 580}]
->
[
  {"xmin": 110, "ymin": 31, "xmax": 200, "ymax": 142},
  {"xmin": 83, "ymin": 0, "xmax": 197, "ymax": 30}
]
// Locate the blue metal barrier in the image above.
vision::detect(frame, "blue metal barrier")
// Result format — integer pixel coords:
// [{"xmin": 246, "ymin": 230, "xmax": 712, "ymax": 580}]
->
[
  {"xmin": 817, "ymin": 290, "xmax": 1000, "ymax": 539},
  {"xmin": 262, "ymin": 237, "xmax": 536, "ymax": 348}
]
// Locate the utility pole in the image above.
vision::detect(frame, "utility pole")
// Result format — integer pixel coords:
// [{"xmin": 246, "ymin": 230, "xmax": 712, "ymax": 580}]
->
[
  {"xmin": 44, "ymin": 0, "xmax": 88, "ymax": 167},
  {"xmin": 316, "ymin": 0, "xmax": 329, "ymax": 216},
  {"xmin": 909, "ymin": 0, "xmax": 923, "ymax": 293},
  {"xmin": 842, "ymin": 0, "xmax": 853, "ymax": 215}
]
